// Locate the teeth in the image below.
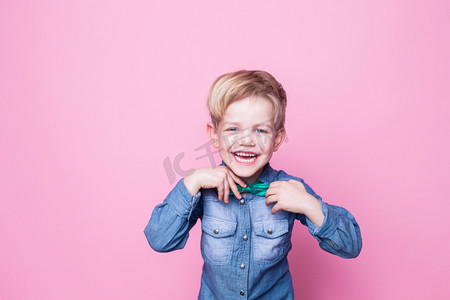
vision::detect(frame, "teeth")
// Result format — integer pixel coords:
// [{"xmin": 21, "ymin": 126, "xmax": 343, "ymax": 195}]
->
[
  {"xmin": 234, "ymin": 153, "xmax": 257, "ymax": 163},
  {"xmin": 235, "ymin": 152, "xmax": 256, "ymax": 157}
]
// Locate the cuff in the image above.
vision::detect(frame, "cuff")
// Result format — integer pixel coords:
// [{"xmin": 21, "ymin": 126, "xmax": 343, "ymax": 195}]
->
[
  {"xmin": 306, "ymin": 202, "xmax": 339, "ymax": 238},
  {"xmin": 165, "ymin": 178, "xmax": 201, "ymax": 219}
]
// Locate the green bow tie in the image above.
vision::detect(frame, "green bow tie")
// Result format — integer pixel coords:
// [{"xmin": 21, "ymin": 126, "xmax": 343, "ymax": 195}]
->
[{"xmin": 230, "ymin": 180, "xmax": 270, "ymax": 197}]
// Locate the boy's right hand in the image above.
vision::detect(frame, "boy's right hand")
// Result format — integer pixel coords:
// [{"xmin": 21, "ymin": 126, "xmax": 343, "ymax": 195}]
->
[{"xmin": 183, "ymin": 166, "xmax": 247, "ymax": 203}]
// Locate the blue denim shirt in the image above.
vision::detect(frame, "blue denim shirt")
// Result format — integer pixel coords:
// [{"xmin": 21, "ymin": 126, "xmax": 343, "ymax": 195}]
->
[{"xmin": 144, "ymin": 164, "xmax": 362, "ymax": 299}]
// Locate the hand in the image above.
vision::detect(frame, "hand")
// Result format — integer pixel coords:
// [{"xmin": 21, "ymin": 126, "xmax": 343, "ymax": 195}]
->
[
  {"xmin": 265, "ymin": 179, "xmax": 325, "ymax": 226},
  {"xmin": 183, "ymin": 166, "xmax": 247, "ymax": 203}
]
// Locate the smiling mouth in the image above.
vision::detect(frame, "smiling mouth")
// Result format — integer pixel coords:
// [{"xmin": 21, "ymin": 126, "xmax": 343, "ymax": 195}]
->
[{"xmin": 233, "ymin": 152, "xmax": 258, "ymax": 163}]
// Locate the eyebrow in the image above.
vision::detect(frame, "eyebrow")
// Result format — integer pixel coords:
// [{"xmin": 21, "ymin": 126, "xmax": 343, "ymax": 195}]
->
[{"xmin": 254, "ymin": 122, "xmax": 273, "ymax": 127}]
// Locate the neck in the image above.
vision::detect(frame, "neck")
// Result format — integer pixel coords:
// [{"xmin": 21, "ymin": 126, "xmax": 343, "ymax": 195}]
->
[{"xmin": 239, "ymin": 166, "xmax": 266, "ymax": 185}]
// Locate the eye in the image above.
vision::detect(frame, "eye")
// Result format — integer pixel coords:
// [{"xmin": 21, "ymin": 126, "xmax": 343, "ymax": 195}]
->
[
  {"xmin": 255, "ymin": 128, "xmax": 267, "ymax": 133},
  {"xmin": 226, "ymin": 127, "xmax": 238, "ymax": 132}
]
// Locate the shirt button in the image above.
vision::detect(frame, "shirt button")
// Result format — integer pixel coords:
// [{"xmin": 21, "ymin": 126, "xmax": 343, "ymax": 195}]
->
[
  {"xmin": 240, "ymin": 199, "xmax": 245, "ymax": 205},
  {"xmin": 267, "ymin": 229, "xmax": 273, "ymax": 235},
  {"xmin": 243, "ymin": 235, "xmax": 248, "ymax": 241},
  {"xmin": 240, "ymin": 291, "xmax": 245, "ymax": 296},
  {"xmin": 214, "ymin": 229, "xmax": 219, "ymax": 234},
  {"xmin": 240, "ymin": 263, "xmax": 245, "ymax": 270}
]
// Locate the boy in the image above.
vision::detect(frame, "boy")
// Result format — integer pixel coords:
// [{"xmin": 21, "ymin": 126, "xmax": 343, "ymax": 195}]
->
[{"xmin": 144, "ymin": 70, "xmax": 362, "ymax": 299}]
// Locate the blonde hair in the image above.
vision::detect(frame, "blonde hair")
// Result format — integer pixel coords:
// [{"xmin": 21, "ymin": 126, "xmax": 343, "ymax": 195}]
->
[{"xmin": 207, "ymin": 70, "xmax": 287, "ymax": 132}]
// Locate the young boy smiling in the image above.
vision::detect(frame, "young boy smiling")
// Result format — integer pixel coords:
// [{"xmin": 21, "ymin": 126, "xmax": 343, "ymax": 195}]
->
[{"xmin": 145, "ymin": 70, "xmax": 362, "ymax": 299}]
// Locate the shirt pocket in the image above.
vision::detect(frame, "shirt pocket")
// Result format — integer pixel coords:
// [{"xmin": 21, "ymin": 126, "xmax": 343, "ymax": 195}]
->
[
  {"xmin": 201, "ymin": 216, "xmax": 237, "ymax": 265},
  {"xmin": 252, "ymin": 219, "xmax": 290, "ymax": 264}
]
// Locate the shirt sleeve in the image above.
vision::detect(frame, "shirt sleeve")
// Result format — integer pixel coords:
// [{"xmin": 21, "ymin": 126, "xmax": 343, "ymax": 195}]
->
[
  {"xmin": 144, "ymin": 178, "xmax": 203, "ymax": 252},
  {"xmin": 296, "ymin": 181, "xmax": 362, "ymax": 259}
]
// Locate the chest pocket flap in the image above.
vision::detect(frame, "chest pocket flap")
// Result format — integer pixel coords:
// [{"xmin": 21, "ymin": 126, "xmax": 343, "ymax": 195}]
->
[
  {"xmin": 202, "ymin": 216, "xmax": 237, "ymax": 238},
  {"xmin": 253, "ymin": 219, "xmax": 289, "ymax": 239}
]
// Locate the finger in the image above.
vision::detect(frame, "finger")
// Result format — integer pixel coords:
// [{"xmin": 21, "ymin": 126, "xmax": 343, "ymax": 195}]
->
[
  {"xmin": 227, "ymin": 169, "xmax": 247, "ymax": 188},
  {"xmin": 295, "ymin": 180, "xmax": 307, "ymax": 191},
  {"xmin": 266, "ymin": 194, "xmax": 278, "ymax": 206},
  {"xmin": 271, "ymin": 203, "xmax": 282, "ymax": 215},
  {"xmin": 223, "ymin": 177, "xmax": 230, "ymax": 204},
  {"xmin": 217, "ymin": 183, "xmax": 223, "ymax": 202},
  {"xmin": 227, "ymin": 175, "xmax": 242, "ymax": 199},
  {"xmin": 269, "ymin": 181, "xmax": 281, "ymax": 188},
  {"xmin": 289, "ymin": 179, "xmax": 302, "ymax": 185},
  {"xmin": 265, "ymin": 186, "xmax": 278, "ymax": 198}
]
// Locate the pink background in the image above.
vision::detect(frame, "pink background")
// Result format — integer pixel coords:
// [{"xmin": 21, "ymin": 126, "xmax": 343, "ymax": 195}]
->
[{"xmin": 1, "ymin": 1, "xmax": 449, "ymax": 299}]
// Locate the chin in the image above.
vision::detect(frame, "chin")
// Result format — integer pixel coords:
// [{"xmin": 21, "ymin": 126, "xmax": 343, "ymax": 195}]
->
[
  {"xmin": 235, "ymin": 170, "xmax": 259, "ymax": 179},
  {"xmin": 228, "ymin": 163, "xmax": 266, "ymax": 181}
]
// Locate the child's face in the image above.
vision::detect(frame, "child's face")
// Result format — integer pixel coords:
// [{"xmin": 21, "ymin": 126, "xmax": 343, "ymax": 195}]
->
[{"xmin": 208, "ymin": 96, "xmax": 285, "ymax": 184}]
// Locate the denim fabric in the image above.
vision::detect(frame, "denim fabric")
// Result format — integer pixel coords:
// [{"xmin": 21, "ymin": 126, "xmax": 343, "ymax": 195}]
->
[{"xmin": 144, "ymin": 164, "xmax": 362, "ymax": 299}]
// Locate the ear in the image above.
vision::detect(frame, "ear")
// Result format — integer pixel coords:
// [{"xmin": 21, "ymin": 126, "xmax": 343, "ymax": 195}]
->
[
  {"xmin": 273, "ymin": 129, "xmax": 286, "ymax": 152},
  {"xmin": 207, "ymin": 122, "xmax": 220, "ymax": 148}
]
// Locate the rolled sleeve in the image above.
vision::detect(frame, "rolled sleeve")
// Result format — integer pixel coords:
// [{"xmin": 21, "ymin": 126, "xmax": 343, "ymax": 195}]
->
[
  {"xmin": 305, "ymin": 202, "xmax": 338, "ymax": 237},
  {"xmin": 165, "ymin": 179, "xmax": 201, "ymax": 219},
  {"xmin": 303, "ymin": 202, "xmax": 362, "ymax": 258}
]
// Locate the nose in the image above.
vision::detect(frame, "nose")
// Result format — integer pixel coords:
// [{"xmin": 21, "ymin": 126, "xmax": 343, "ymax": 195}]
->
[{"xmin": 238, "ymin": 130, "xmax": 256, "ymax": 146}]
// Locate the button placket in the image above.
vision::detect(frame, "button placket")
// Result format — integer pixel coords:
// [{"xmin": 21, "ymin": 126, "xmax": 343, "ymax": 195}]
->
[{"xmin": 237, "ymin": 194, "xmax": 249, "ymax": 299}]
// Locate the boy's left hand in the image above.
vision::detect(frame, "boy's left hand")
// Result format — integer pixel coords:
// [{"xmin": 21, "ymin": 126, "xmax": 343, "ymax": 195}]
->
[{"xmin": 265, "ymin": 180, "xmax": 325, "ymax": 227}]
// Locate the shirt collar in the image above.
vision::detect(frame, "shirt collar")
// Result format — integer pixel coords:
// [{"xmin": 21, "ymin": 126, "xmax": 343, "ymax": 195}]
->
[{"xmin": 257, "ymin": 163, "xmax": 278, "ymax": 184}]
